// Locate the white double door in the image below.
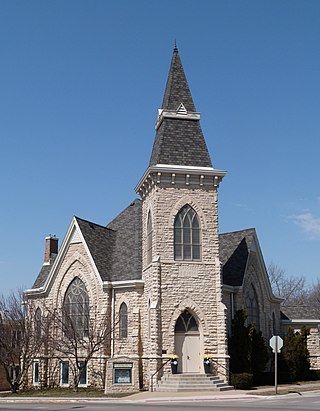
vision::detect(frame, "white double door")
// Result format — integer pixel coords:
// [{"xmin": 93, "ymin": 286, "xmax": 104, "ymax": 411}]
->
[{"xmin": 175, "ymin": 333, "xmax": 201, "ymax": 373}]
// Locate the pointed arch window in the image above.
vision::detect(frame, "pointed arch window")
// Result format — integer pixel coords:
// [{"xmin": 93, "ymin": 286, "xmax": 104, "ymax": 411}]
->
[
  {"xmin": 147, "ymin": 212, "xmax": 153, "ymax": 265},
  {"xmin": 34, "ymin": 307, "xmax": 42, "ymax": 340},
  {"xmin": 119, "ymin": 302, "xmax": 128, "ymax": 339},
  {"xmin": 63, "ymin": 277, "xmax": 89, "ymax": 337},
  {"xmin": 246, "ymin": 284, "xmax": 260, "ymax": 328},
  {"xmin": 175, "ymin": 310, "xmax": 199, "ymax": 333},
  {"xmin": 174, "ymin": 205, "xmax": 201, "ymax": 260}
]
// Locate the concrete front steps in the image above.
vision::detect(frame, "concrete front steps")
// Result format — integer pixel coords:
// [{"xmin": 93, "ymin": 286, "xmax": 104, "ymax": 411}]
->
[{"xmin": 155, "ymin": 373, "xmax": 233, "ymax": 392}]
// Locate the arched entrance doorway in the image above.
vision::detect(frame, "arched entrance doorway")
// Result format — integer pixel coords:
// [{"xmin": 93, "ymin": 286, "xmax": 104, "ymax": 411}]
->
[{"xmin": 174, "ymin": 310, "xmax": 201, "ymax": 373}]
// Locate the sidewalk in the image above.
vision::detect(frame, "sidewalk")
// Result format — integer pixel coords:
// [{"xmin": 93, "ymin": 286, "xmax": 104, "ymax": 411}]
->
[
  {"xmin": 0, "ymin": 382, "xmax": 319, "ymax": 403},
  {"xmin": 128, "ymin": 381, "xmax": 320, "ymax": 402}
]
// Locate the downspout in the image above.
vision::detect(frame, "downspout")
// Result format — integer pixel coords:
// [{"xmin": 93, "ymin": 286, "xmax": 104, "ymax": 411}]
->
[
  {"xmin": 111, "ymin": 287, "xmax": 115, "ymax": 357},
  {"xmin": 231, "ymin": 292, "xmax": 234, "ymax": 320}
]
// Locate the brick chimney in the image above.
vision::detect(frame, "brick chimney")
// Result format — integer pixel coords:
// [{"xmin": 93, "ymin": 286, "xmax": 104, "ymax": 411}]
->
[{"xmin": 44, "ymin": 235, "xmax": 58, "ymax": 264}]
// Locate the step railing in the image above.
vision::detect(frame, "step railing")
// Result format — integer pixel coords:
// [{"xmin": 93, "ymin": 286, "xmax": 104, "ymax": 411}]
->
[{"xmin": 150, "ymin": 358, "xmax": 171, "ymax": 392}]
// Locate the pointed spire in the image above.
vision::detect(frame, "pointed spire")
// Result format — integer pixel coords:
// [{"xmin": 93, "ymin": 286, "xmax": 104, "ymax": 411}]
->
[
  {"xmin": 161, "ymin": 47, "xmax": 196, "ymax": 112},
  {"xmin": 148, "ymin": 48, "xmax": 213, "ymax": 168}
]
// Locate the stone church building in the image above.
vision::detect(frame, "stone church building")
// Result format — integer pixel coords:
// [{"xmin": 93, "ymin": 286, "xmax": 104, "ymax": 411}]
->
[{"xmin": 24, "ymin": 47, "xmax": 286, "ymax": 392}]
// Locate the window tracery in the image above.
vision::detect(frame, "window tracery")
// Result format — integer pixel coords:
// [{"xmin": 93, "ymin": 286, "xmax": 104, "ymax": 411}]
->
[
  {"xmin": 174, "ymin": 205, "xmax": 201, "ymax": 260},
  {"xmin": 63, "ymin": 277, "xmax": 89, "ymax": 336}
]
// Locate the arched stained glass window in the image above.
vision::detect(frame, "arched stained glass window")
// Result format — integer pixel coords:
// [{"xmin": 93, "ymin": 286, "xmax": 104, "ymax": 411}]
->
[
  {"xmin": 174, "ymin": 205, "xmax": 201, "ymax": 261},
  {"xmin": 246, "ymin": 284, "xmax": 260, "ymax": 328},
  {"xmin": 147, "ymin": 212, "xmax": 153, "ymax": 265},
  {"xmin": 119, "ymin": 302, "xmax": 128, "ymax": 339},
  {"xmin": 63, "ymin": 277, "xmax": 89, "ymax": 336},
  {"xmin": 34, "ymin": 307, "xmax": 42, "ymax": 340},
  {"xmin": 175, "ymin": 310, "xmax": 198, "ymax": 333}
]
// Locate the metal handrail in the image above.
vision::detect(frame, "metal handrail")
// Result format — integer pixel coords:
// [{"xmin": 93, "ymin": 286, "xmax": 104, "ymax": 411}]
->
[
  {"xmin": 211, "ymin": 359, "xmax": 229, "ymax": 380},
  {"xmin": 150, "ymin": 358, "xmax": 171, "ymax": 392}
]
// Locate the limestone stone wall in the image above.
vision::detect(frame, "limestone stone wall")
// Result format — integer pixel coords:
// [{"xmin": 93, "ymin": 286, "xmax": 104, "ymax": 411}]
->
[
  {"xmin": 113, "ymin": 287, "xmax": 144, "ymax": 358},
  {"xmin": 308, "ymin": 328, "xmax": 320, "ymax": 370},
  {"xmin": 141, "ymin": 183, "xmax": 229, "ymax": 383},
  {"xmin": 25, "ymin": 241, "xmax": 111, "ymax": 389},
  {"xmin": 105, "ymin": 357, "xmax": 140, "ymax": 393}
]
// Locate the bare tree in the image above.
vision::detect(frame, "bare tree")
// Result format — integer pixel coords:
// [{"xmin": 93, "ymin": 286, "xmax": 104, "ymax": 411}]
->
[
  {"xmin": 268, "ymin": 261, "xmax": 307, "ymax": 305},
  {"xmin": 305, "ymin": 280, "xmax": 320, "ymax": 314},
  {"xmin": 45, "ymin": 305, "xmax": 112, "ymax": 392},
  {"xmin": 0, "ymin": 290, "xmax": 43, "ymax": 392}
]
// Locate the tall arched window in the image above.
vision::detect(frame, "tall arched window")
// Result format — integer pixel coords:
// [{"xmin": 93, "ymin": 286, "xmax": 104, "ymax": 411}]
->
[
  {"xmin": 174, "ymin": 205, "xmax": 201, "ymax": 260},
  {"xmin": 246, "ymin": 284, "xmax": 260, "ymax": 328},
  {"xmin": 34, "ymin": 307, "xmax": 42, "ymax": 340},
  {"xmin": 119, "ymin": 302, "xmax": 128, "ymax": 339},
  {"xmin": 146, "ymin": 212, "xmax": 153, "ymax": 265},
  {"xmin": 63, "ymin": 277, "xmax": 89, "ymax": 336}
]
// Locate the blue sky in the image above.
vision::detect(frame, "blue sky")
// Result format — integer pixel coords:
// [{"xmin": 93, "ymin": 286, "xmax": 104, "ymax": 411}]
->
[{"xmin": 1, "ymin": 0, "xmax": 319, "ymax": 295}]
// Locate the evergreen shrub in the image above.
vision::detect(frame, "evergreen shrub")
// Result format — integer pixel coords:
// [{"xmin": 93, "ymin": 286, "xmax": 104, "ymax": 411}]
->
[{"xmin": 231, "ymin": 373, "xmax": 253, "ymax": 389}]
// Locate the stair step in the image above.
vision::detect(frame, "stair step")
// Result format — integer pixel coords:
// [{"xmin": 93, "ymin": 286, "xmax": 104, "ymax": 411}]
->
[{"xmin": 154, "ymin": 373, "xmax": 233, "ymax": 392}]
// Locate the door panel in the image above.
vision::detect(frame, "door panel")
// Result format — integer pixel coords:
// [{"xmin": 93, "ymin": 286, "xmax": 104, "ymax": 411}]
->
[
  {"xmin": 184, "ymin": 334, "xmax": 200, "ymax": 372},
  {"xmin": 175, "ymin": 333, "xmax": 200, "ymax": 373}
]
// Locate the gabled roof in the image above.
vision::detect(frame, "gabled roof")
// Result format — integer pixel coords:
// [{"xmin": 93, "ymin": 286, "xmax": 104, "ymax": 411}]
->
[
  {"xmin": 32, "ymin": 257, "xmax": 57, "ymax": 289},
  {"xmin": 106, "ymin": 199, "xmax": 142, "ymax": 281},
  {"xmin": 219, "ymin": 228, "xmax": 256, "ymax": 287},
  {"xmin": 30, "ymin": 200, "xmax": 142, "ymax": 292},
  {"xmin": 149, "ymin": 47, "xmax": 212, "ymax": 168},
  {"xmin": 75, "ymin": 217, "xmax": 116, "ymax": 282}
]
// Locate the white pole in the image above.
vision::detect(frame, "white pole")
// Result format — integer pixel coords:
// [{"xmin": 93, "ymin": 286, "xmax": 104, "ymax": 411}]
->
[{"xmin": 275, "ymin": 336, "xmax": 278, "ymax": 395}]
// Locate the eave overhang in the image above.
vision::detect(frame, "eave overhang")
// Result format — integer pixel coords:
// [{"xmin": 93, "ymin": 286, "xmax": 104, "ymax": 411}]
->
[
  {"xmin": 281, "ymin": 318, "xmax": 320, "ymax": 325},
  {"xmin": 135, "ymin": 164, "xmax": 226, "ymax": 198},
  {"xmin": 103, "ymin": 280, "xmax": 144, "ymax": 290}
]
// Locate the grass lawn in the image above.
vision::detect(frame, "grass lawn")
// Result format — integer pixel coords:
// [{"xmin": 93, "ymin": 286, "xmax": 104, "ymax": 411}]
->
[{"xmin": 0, "ymin": 387, "xmax": 135, "ymax": 398}]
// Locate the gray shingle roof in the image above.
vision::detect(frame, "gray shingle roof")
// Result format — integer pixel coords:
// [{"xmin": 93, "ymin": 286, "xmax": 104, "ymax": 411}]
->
[
  {"xmin": 149, "ymin": 48, "xmax": 212, "ymax": 168},
  {"xmin": 75, "ymin": 217, "xmax": 116, "ymax": 282},
  {"xmin": 149, "ymin": 119, "xmax": 212, "ymax": 167},
  {"xmin": 106, "ymin": 199, "xmax": 142, "ymax": 281},
  {"xmin": 32, "ymin": 259, "xmax": 56, "ymax": 289},
  {"xmin": 31, "ymin": 201, "xmax": 142, "ymax": 289},
  {"xmin": 281, "ymin": 306, "xmax": 320, "ymax": 321},
  {"xmin": 161, "ymin": 47, "xmax": 196, "ymax": 112},
  {"xmin": 219, "ymin": 228, "xmax": 256, "ymax": 287}
]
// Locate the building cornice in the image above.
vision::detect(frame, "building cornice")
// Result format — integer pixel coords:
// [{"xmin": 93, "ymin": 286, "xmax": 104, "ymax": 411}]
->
[
  {"xmin": 155, "ymin": 108, "xmax": 200, "ymax": 130},
  {"xmin": 135, "ymin": 164, "xmax": 226, "ymax": 198},
  {"xmin": 103, "ymin": 280, "xmax": 144, "ymax": 290}
]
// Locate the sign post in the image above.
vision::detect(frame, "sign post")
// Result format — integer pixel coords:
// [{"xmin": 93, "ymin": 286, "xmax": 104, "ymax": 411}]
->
[{"xmin": 269, "ymin": 336, "xmax": 283, "ymax": 395}]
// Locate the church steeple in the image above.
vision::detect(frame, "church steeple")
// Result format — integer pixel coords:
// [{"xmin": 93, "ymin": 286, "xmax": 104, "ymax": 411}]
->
[
  {"xmin": 136, "ymin": 47, "xmax": 225, "ymax": 198},
  {"xmin": 161, "ymin": 46, "xmax": 196, "ymax": 112},
  {"xmin": 149, "ymin": 47, "xmax": 213, "ymax": 168}
]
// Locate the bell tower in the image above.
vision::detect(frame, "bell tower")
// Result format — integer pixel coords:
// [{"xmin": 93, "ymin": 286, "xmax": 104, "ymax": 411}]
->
[{"xmin": 136, "ymin": 47, "xmax": 229, "ymax": 382}]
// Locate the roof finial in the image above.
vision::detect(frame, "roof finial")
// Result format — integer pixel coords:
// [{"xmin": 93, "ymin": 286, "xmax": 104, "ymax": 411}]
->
[{"xmin": 174, "ymin": 39, "xmax": 178, "ymax": 53}]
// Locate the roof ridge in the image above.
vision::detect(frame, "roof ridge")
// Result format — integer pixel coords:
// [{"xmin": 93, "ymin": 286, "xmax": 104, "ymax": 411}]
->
[
  {"xmin": 74, "ymin": 216, "xmax": 115, "ymax": 232},
  {"xmin": 219, "ymin": 228, "xmax": 256, "ymax": 236}
]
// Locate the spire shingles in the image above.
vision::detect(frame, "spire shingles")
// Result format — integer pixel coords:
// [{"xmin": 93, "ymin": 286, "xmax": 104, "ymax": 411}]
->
[{"xmin": 149, "ymin": 48, "xmax": 213, "ymax": 168}]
